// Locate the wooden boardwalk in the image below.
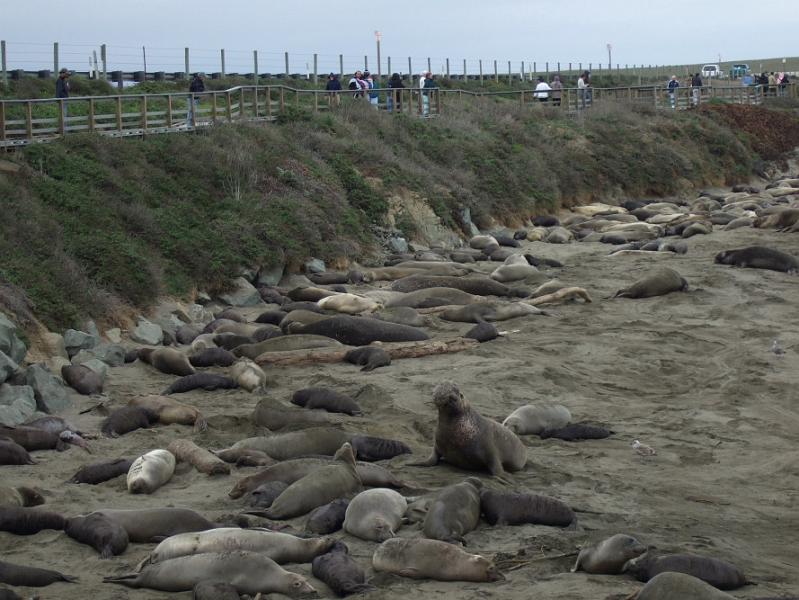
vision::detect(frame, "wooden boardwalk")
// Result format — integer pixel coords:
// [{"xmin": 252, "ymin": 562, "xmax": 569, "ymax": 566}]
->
[{"xmin": 0, "ymin": 82, "xmax": 792, "ymax": 148}]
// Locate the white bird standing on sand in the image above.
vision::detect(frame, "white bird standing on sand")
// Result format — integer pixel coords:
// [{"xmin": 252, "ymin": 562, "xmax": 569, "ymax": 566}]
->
[
  {"xmin": 771, "ymin": 340, "xmax": 785, "ymax": 356},
  {"xmin": 632, "ymin": 439, "xmax": 656, "ymax": 456}
]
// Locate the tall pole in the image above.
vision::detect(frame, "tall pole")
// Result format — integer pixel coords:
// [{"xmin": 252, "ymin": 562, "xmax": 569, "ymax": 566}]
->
[
  {"xmin": 100, "ymin": 43, "xmax": 107, "ymax": 80},
  {"xmin": 53, "ymin": 42, "xmax": 59, "ymax": 75},
  {"xmin": 253, "ymin": 50, "xmax": 258, "ymax": 83},
  {"xmin": 221, "ymin": 49, "xmax": 225, "ymax": 77},
  {"xmin": 408, "ymin": 56, "xmax": 412, "ymax": 82},
  {"xmin": 184, "ymin": 47, "xmax": 190, "ymax": 78},
  {"xmin": 339, "ymin": 54, "xmax": 343, "ymax": 80},
  {"xmin": 1, "ymin": 41, "xmax": 7, "ymax": 86},
  {"xmin": 284, "ymin": 52, "xmax": 289, "ymax": 77},
  {"xmin": 607, "ymin": 43, "xmax": 612, "ymax": 69},
  {"xmin": 375, "ymin": 31, "xmax": 382, "ymax": 78},
  {"xmin": 142, "ymin": 46, "xmax": 147, "ymax": 78}
]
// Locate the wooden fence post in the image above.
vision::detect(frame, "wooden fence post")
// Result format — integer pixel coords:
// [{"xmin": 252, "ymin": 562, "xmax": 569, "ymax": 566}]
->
[
  {"xmin": 253, "ymin": 50, "xmax": 259, "ymax": 84},
  {"xmin": 166, "ymin": 95, "xmax": 172, "ymax": 128},
  {"xmin": 240, "ymin": 88, "xmax": 245, "ymax": 119},
  {"xmin": 101, "ymin": 44, "xmax": 107, "ymax": 80},
  {"xmin": 211, "ymin": 92, "xmax": 218, "ymax": 123},
  {"xmin": 266, "ymin": 87, "xmax": 272, "ymax": 119},
  {"xmin": 221, "ymin": 49, "xmax": 226, "ymax": 77},
  {"xmin": 184, "ymin": 48, "xmax": 190, "ymax": 78},
  {"xmin": 1, "ymin": 40, "xmax": 6, "ymax": 86},
  {"xmin": 58, "ymin": 100, "xmax": 65, "ymax": 135},
  {"xmin": 226, "ymin": 91, "xmax": 232, "ymax": 121},
  {"xmin": 284, "ymin": 52, "xmax": 289, "ymax": 77},
  {"xmin": 0, "ymin": 102, "xmax": 5, "ymax": 143},
  {"xmin": 141, "ymin": 95, "xmax": 147, "ymax": 131},
  {"xmin": 116, "ymin": 96, "xmax": 122, "ymax": 131},
  {"xmin": 479, "ymin": 59, "xmax": 483, "ymax": 85},
  {"xmin": 463, "ymin": 59, "xmax": 466, "ymax": 80},
  {"xmin": 25, "ymin": 101, "xmax": 32, "ymax": 139},
  {"xmin": 88, "ymin": 97, "xmax": 95, "ymax": 131},
  {"xmin": 53, "ymin": 42, "xmax": 59, "ymax": 75},
  {"xmin": 313, "ymin": 54, "xmax": 318, "ymax": 85},
  {"xmin": 508, "ymin": 60, "xmax": 511, "ymax": 85}
]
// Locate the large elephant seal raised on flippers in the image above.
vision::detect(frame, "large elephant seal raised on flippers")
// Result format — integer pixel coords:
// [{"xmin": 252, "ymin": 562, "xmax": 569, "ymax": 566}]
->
[
  {"xmin": 613, "ymin": 267, "xmax": 688, "ymax": 299},
  {"xmin": 372, "ymin": 538, "xmax": 504, "ymax": 582},
  {"xmin": 572, "ymin": 534, "xmax": 647, "ymax": 574},
  {"xmin": 411, "ymin": 382, "xmax": 526, "ymax": 476},
  {"xmin": 714, "ymin": 246, "xmax": 798, "ymax": 273}
]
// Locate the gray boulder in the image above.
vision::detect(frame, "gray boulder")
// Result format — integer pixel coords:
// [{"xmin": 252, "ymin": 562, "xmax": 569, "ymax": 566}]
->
[
  {"xmin": 458, "ymin": 206, "xmax": 481, "ymax": 237},
  {"xmin": 81, "ymin": 359, "xmax": 109, "ymax": 380},
  {"xmin": 257, "ymin": 263, "xmax": 285, "ymax": 287},
  {"xmin": 0, "ymin": 312, "xmax": 27, "ymax": 364},
  {"xmin": 72, "ymin": 344, "xmax": 126, "ymax": 368},
  {"xmin": 304, "ymin": 258, "xmax": 326, "ymax": 274},
  {"xmin": 63, "ymin": 328, "xmax": 99, "ymax": 358},
  {"xmin": 105, "ymin": 328, "xmax": 122, "ymax": 344},
  {"xmin": 0, "ymin": 383, "xmax": 37, "ymax": 426},
  {"xmin": 187, "ymin": 304, "xmax": 214, "ymax": 325},
  {"xmin": 0, "ymin": 351, "xmax": 20, "ymax": 385},
  {"xmin": 219, "ymin": 277, "xmax": 262, "ymax": 307},
  {"xmin": 388, "ymin": 237, "xmax": 409, "ymax": 254},
  {"xmin": 130, "ymin": 318, "xmax": 164, "ymax": 345},
  {"xmin": 24, "ymin": 363, "xmax": 73, "ymax": 413}
]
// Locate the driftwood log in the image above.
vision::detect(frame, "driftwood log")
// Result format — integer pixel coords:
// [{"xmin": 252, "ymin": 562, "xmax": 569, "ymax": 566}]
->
[{"xmin": 255, "ymin": 337, "xmax": 479, "ymax": 367}]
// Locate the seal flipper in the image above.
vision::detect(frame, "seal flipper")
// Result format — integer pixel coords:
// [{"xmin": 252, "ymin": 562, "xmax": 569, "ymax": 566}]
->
[
  {"xmin": 408, "ymin": 450, "xmax": 440, "ymax": 467},
  {"xmin": 103, "ymin": 573, "xmax": 140, "ymax": 587}
]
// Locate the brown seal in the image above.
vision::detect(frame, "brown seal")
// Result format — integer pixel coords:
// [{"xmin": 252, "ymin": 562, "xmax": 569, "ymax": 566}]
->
[
  {"xmin": 188, "ymin": 347, "xmax": 236, "ymax": 367},
  {"xmin": 624, "ymin": 552, "xmax": 748, "ymax": 590},
  {"xmin": 423, "ymin": 477, "xmax": 482, "ymax": 544},
  {"xmin": 635, "ymin": 572, "xmax": 737, "ymax": 599},
  {"xmin": 162, "ymin": 372, "xmax": 238, "ymax": 395},
  {"xmin": 344, "ymin": 346, "xmax": 391, "ymax": 371},
  {"xmin": 91, "ymin": 508, "xmax": 216, "ymax": 543},
  {"xmin": 61, "ymin": 364, "xmax": 104, "ymax": 395},
  {"xmin": 0, "ymin": 486, "xmax": 44, "ymax": 508},
  {"xmin": 291, "ymin": 387, "xmax": 362, "ymax": 415},
  {"xmin": 0, "ymin": 560, "xmax": 76, "ymax": 586},
  {"xmin": 0, "ymin": 439, "xmax": 36, "ymax": 465},
  {"xmin": 0, "ymin": 507, "xmax": 65, "ymax": 535},
  {"xmin": 372, "ymin": 538, "xmax": 504, "ymax": 582},
  {"xmin": 65, "ymin": 513, "xmax": 129, "ymax": 558},
  {"xmin": 0, "ymin": 425, "xmax": 88, "ymax": 452},
  {"xmin": 138, "ymin": 347, "xmax": 196, "ymax": 376},
  {"xmin": 128, "ymin": 395, "xmax": 207, "ymax": 431},
  {"xmin": 68, "ymin": 458, "xmax": 134, "ymax": 485},
  {"xmin": 167, "ymin": 439, "xmax": 230, "ymax": 476},
  {"xmin": 572, "ymin": 534, "xmax": 647, "ymax": 574},
  {"xmin": 411, "ymin": 382, "xmax": 527, "ymax": 476},
  {"xmin": 101, "ymin": 406, "xmax": 158, "ymax": 437},
  {"xmin": 480, "ymin": 488, "xmax": 575, "ymax": 526},
  {"xmin": 613, "ymin": 267, "xmax": 688, "ymax": 299},
  {"xmin": 251, "ymin": 398, "xmax": 338, "ymax": 431}
]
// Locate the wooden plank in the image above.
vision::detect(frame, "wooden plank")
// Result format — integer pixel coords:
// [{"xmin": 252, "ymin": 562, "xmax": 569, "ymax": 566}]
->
[
  {"xmin": 141, "ymin": 95, "xmax": 147, "ymax": 131},
  {"xmin": 116, "ymin": 97, "xmax": 122, "ymax": 131},
  {"xmin": 88, "ymin": 98, "xmax": 95, "ymax": 132},
  {"xmin": 0, "ymin": 102, "xmax": 5, "ymax": 142},
  {"xmin": 226, "ymin": 92, "xmax": 232, "ymax": 122},
  {"xmin": 166, "ymin": 95, "xmax": 172, "ymax": 128},
  {"xmin": 25, "ymin": 101, "xmax": 32, "ymax": 139}
]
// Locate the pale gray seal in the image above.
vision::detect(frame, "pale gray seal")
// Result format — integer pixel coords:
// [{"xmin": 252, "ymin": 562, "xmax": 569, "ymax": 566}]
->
[
  {"xmin": 372, "ymin": 538, "xmax": 504, "ymax": 582},
  {"xmin": 572, "ymin": 534, "xmax": 647, "ymax": 574}
]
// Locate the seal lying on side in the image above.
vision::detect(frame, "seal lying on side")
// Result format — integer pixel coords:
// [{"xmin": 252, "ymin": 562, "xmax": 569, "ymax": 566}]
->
[
  {"xmin": 251, "ymin": 398, "xmax": 339, "ymax": 431},
  {"xmin": 91, "ymin": 508, "xmax": 215, "ymax": 543},
  {"xmin": 0, "ymin": 425, "xmax": 88, "ymax": 452},
  {"xmin": 412, "ymin": 382, "xmax": 527, "ymax": 476},
  {"xmin": 714, "ymin": 246, "xmax": 798, "ymax": 273},
  {"xmin": 127, "ymin": 449, "xmax": 176, "ymax": 494},
  {"xmin": 306, "ymin": 499, "xmax": 350, "ymax": 534},
  {"xmin": 189, "ymin": 347, "xmax": 236, "ymax": 367},
  {"xmin": 138, "ymin": 347, "xmax": 196, "ymax": 376},
  {"xmin": 0, "ymin": 507, "xmax": 65, "ymax": 535},
  {"xmin": 572, "ymin": 534, "xmax": 647, "ymax": 574},
  {"xmin": 128, "ymin": 395, "xmax": 207, "ymax": 431},
  {"xmin": 101, "ymin": 406, "xmax": 158, "ymax": 438},
  {"xmin": 423, "ymin": 478, "xmax": 482, "ymax": 544},
  {"xmin": 229, "ymin": 428, "xmax": 352, "ymax": 460},
  {"xmin": 230, "ymin": 358, "xmax": 268, "ymax": 392},
  {"xmin": 162, "ymin": 373, "xmax": 238, "ymax": 395},
  {"xmin": 350, "ymin": 435, "xmax": 411, "ymax": 461},
  {"xmin": 65, "ymin": 513, "xmax": 129, "ymax": 558},
  {"xmin": 613, "ymin": 267, "xmax": 688, "ymax": 299},
  {"xmin": 480, "ymin": 489, "xmax": 574, "ymax": 526},
  {"xmin": 635, "ymin": 572, "xmax": 737, "ymax": 600},
  {"xmin": 0, "ymin": 560, "xmax": 76, "ymax": 586},
  {"xmin": 68, "ymin": 458, "xmax": 133, "ymax": 485},
  {"xmin": 372, "ymin": 538, "xmax": 504, "ymax": 582},
  {"xmin": 624, "ymin": 552, "xmax": 748, "ymax": 590},
  {"xmin": 192, "ymin": 580, "xmax": 240, "ymax": 600},
  {"xmin": 345, "ymin": 346, "xmax": 391, "ymax": 371},
  {"xmin": 289, "ymin": 315, "xmax": 429, "ymax": 345},
  {"xmin": 502, "ymin": 404, "xmax": 571, "ymax": 435},
  {"xmin": 61, "ymin": 364, "xmax": 104, "ymax": 395},
  {"xmin": 539, "ymin": 423, "xmax": 613, "ymax": 440},
  {"xmin": 291, "ymin": 388, "xmax": 362, "ymax": 416},
  {"xmin": 312, "ymin": 542, "xmax": 375, "ymax": 596},
  {"xmin": 439, "ymin": 302, "xmax": 543, "ymax": 323},
  {"xmin": 344, "ymin": 488, "xmax": 407, "ymax": 542},
  {"xmin": 0, "ymin": 486, "xmax": 43, "ymax": 508}
]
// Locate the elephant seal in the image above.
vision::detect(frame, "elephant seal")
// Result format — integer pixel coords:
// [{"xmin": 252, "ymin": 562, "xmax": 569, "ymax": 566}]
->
[
  {"xmin": 540, "ymin": 423, "xmax": 613, "ymax": 440},
  {"xmin": 613, "ymin": 267, "xmax": 688, "ymax": 299},
  {"xmin": 0, "ymin": 507, "xmax": 65, "ymax": 534},
  {"xmin": 533, "ymin": 215, "xmax": 559, "ymax": 227},
  {"xmin": 480, "ymin": 489, "xmax": 574, "ymax": 526},
  {"xmin": 255, "ymin": 309, "xmax": 289, "ymax": 325},
  {"xmin": 491, "ymin": 264, "xmax": 541, "ymax": 283},
  {"xmin": 69, "ymin": 458, "xmax": 133, "ymax": 485},
  {"xmin": 213, "ymin": 332, "xmax": 253, "ymax": 351},
  {"xmin": 91, "ymin": 508, "xmax": 215, "ymax": 543},
  {"xmin": 104, "ymin": 551, "xmax": 315, "ymax": 595},
  {"xmin": 289, "ymin": 315, "xmax": 429, "ymax": 345},
  {"xmin": 624, "ymin": 553, "xmax": 748, "ymax": 590},
  {"xmin": 162, "ymin": 373, "xmax": 238, "ymax": 395},
  {"xmin": 492, "ymin": 233, "xmax": 521, "ymax": 247},
  {"xmin": 279, "ymin": 309, "xmax": 330, "ymax": 332},
  {"xmin": 251, "ymin": 398, "xmax": 339, "ymax": 431},
  {"xmin": 215, "ymin": 447, "xmax": 275, "ymax": 467},
  {"xmin": 61, "ymin": 364, "xmax": 103, "ymax": 395},
  {"xmin": 312, "ymin": 541, "xmax": 374, "ymax": 595},
  {"xmin": 372, "ymin": 538, "xmax": 504, "ymax": 582},
  {"xmin": 524, "ymin": 254, "xmax": 563, "ymax": 268},
  {"xmin": 308, "ymin": 272, "xmax": 349, "ymax": 285},
  {"xmin": 291, "ymin": 387, "xmax": 362, "ymax": 415},
  {"xmin": 344, "ymin": 488, "xmax": 407, "ymax": 542},
  {"xmin": 572, "ymin": 533, "xmax": 647, "ymax": 574},
  {"xmin": 0, "ymin": 560, "xmax": 76, "ymax": 586},
  {"xmin": 250, "ymin": 481, "xmax": 288, "ymax": 508},
  {"xmin": 101, "ymin": 406, "xmax": 158, "ymax": 437},
  {"xmin": 306, "ymin": 499, "xmax": 350, "ymax": 534},
  {"xmin": 193, "ymin": 580, "xmax": 240, "ymax": 600},
  {"xmin": 440, "ymin": 301, "xmax": 543, "ymax": 323},
  {"xmin": 724, "ymin": 216, "xmax": 754, "ymax": 231},
  {"xmin": 240, "ymin": 334, "xmax": 342, "ymax": 355},
  {"xmin": 469, "ymin": 235, "xmax": 498, "ymax": 249},
  {"xmin": 189, "ymin": 334, "xmax": 217, "ymax": 352},
  {"xmin": 374, "ymin": 306, "xmax": 426, "ymax": 327},
  {"xmin": 464, "ymin": 321, "xmax": 499, "ymax": 343},
  {"xmin": 682, "ymin": 221, "xmax": 713, "ymax": 238},
  {"xmin": 167, "ymin": 439, "xmax": 230, "ymax": 476},
  {"xmin": 423, "ymin": 477, "xmax": 482, "ymax": 544},
  {"xmin": 0, "ymin": 586, "xmax": 21, "ymax": 599},
  {"xmin": 256, "ymin": 443, "xmax": 362, "ymax": 519},
  {"xmin": 345, "ymin": 346, "xmax": 391, "ymax": 371},
  {"xmin": 386, "ymin": 287, "xmax": 482, "ymax": 309},
  {"xmin": 128, "ymin": 395, "xmax": 207, "ymax": 431},
  {"xmin": 189, "ymin": 347, "xmax": 236, "ymax": 367},
  {"xmin": 138, "ymin": 347, "xmax": 196, "ymax": 376},
  {"xmin": 0, "ymin": 486, "xmax": 43, "ymax": 508},
  {"xmin": 175, "ymin": 324, "xmax": 202, "ymax": 345},
  {"xmin": 714, "ymin": 246, "xmax": 798, "ymax": 273},
  {"xmin": 350, "ymin": 435, "xmax": 411, "ymax": 461},
  {"xmin": 390, "ymin": 275, "xmax": 521, "ymax": 297},
  {"xmin": 287, "ymin": 286, "xmax": 340, "ymax": 302},
  {"xmin": 140, "ymin": 528, "xmax": 335, "ymax": 567},
  {"xmin": 65, "ymin": 513, "xmax": 129, "ymax": 558},
  {"xmin": 412, "ymin": 382, "xmax": 526, "ymax": 476},
  {"xmin": 502, "ymin": 404, "xmax": 571, "ymax": 435},
  {"xmin": 0, "ymin": 425, "xmax": 87, "ymax": 452},
  {"xmin": 127, "ymin": 449, "xmax": 176, "ymax": 494},
  {"xmin": 635, "ymin": 572, "xmax": 737, "ymax": 600},
  {"xmin": 230, "ymin": 358, "xmax": 268, "ymax": 392},
  {"xmin": 318, "ymin": 293, "xmax": 380, "ymax": 314},
  {"xmin": 544, "ymin": 227, "xmax": 573, "ymax": 244},
  {"xmin": 0, "ymin": 439, "xmax": 35, "ymax": 465}
]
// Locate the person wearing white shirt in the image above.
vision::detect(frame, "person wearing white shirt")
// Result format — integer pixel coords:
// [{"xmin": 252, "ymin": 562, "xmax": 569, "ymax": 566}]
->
[
  {"xmin": 534, "ymin": 77, "xmax": 552, "ymax": 103},
  {"xmin": 577, "ymin": 71, "xmax": 590, "ymax": 109}
]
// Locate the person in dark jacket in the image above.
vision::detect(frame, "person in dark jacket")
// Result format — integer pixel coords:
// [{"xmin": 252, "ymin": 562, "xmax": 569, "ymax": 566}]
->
[
  {"xmin": 187, "ymin": 72, "xmax": 205, "ymax": 124},
  {"xmin": 422, "ymin": 73, "xmax": 437, "ymax": 116},
  {"xmin": 325, "ymin": 73, "xmax": 342, "ymax": 107},
  {"xmin": 388, "ymin": 73, "xmax": 405, "ymax": 113},
  {"xmin": 56, "ymin": 68, "xmax": 70, "ymax": 119},
  {"xmin": 667, "ymin": 75, "xmax": 679, "ymax": 108},
  {"xmin": 690, "ymin": 72, "xmax": 702, "ymax": 107}
]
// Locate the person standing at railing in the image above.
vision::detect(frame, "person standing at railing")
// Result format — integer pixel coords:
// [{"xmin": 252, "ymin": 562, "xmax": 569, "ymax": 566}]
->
[
  {"xmin": 365, "ymin": 71, "xmax": 379, "ymax": 108},
  {"xmin": 387, "ymin": 73, "xmax": 404, "ymax": 113},
  {"xmin": 534, "ymin": 76, "xmax": 551, "ymax": 103},
  {"xmin": 550, "ymin": 74, "xmax": 563, "ymax": 107},
  {"xmin": 422, "ymin": 72, "xmax": 437, "ymax": 116},
  {"xmin": 779, "ymin": 73, "xmax": 789, "ymax": 97},
  {"xmin": 56, "ymin": 68, "xmax": 70, "ymax": 119},
  {"xmin": 667, "ymin": 75, "xmax": 679, "ymax": 109},
  {"xmin": 768, "ymin": 72, "xmax": 777, "ymax": 96},
  {"xmin": 577, "ymin": 71, "xmax": 590, "ymax": 109},
  {"xmin": 690, "ymin": 72, "xmax": 702, "ymax": 107},
  {"xmin": 348, "ymin": 71, "xmax": 365, "ymax": 98},
  {"xmin": 326, "ymin": 73, "xmax": 342, "ymax": 107},
  {"xmin": 187, "ymin": 72, "xmax": 205, "ymax": 124}
]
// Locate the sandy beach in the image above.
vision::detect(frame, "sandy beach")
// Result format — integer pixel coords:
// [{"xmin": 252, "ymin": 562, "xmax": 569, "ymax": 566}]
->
[{"xmin": 2, "ymin": 212, "xmax": 798, "ymax": 599}]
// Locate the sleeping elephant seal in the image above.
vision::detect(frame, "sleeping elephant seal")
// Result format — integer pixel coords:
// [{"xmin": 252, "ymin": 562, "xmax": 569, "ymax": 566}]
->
[
  {"xmin": 90, "ymin": 508, "xmax": 215, "ymax": 543},
  {"xmin": 128, "ymin": 395, "xmax": 207, "ymax": 431},
  {"xmin": 251, "ymin": 398, "xmax": 339, "ymax": 431},
  {"xmin": 390, "ymin": 275, "xmax": 520, "ymax": 297},
  {"xmin": 306, "ymin": 499, "xmax": 350, "ymax": 534},
  {"xmin": 372, "ymin": 538, "xmax": 504, "ymax": 582},
  {"xmin": 623, "ymin": 553, "xmax": 748, "ymax": 590},
  {"xmin": 572, "ymin": 533, "xmax": 647, "ymax": 574},
  {"xmin": 613, "ymin": 267, "xmax": 688, "ymax": 299},
  {"xmin": 138, "ymin": 347, "xmax": 196, "ymax": 376},
  {"xmin": 127, "ymin": 449, "xmax": 176, "ymax": 494},
  {"xmin": 189, "ymin": 347, "xmax": 236, "ymax": 367},
  {"xmin": 0, "ymin": 486, "xmax": 44, "ymax": 508},
  {"xmin": 0, "ymin": 507, "xmax": 65, "ymax": 535},
  {"xmin": 288, "ymin": 315, "xmax": 429, "ymax": 345},
  {"xmin": 440, "ymin": 302, "xmax": 543, "ymax": 323},
  {"xmin": 411, "ymin": 382, "xmax": 526, "ymax": 476},
  {"xmin": 635, "ymin": 572, "xmax": 737, "ymax": 600},
  {"xmin": 61, "ymin": 364, "xmax": 103, "ymax": 395},
  {"xmin": 385, "ymin": 287, "xmax": 482, "ymax": 309},
  {"xmin": 344, "ymin": 488, "xmax": 407, "ymax": 542},
  {"xmin": 312, "ymin": 542, "xmax": 375, "ymax": 595},
  {"xmin": 291, "ymin": 387, "xmax": 362, "ymax": 415},
  {"xmin": 192, "ymin": 580, "xmax": 240, "ymax": 600},
  {"xmin": 230, "ymin": 428, "xmax": 352, "ymax": 461},
  {"xmin": 423, "ymin": 477, "xmax": 482, "ymax": 544},
  {"xmin": 68, "ymin": 458, "xmax": 134, "ymax": 485},
  {"xmin": 65, "ymin": 513, "xmax": 129, "ymax": 558},
  {"xmin": 345, "ymin": 346, "xmax": 391, "ymax": 371},
  {"xmin": 230, "ymin": 358, "xmax": 268, "ymax": 392},
  {"xmin": 480, "ymin": 489, "xmax": 574, "ymax": 526},
  {"xmin": 162, "ymin": 373, "xmax": 238, "ymax": 395},
  {"xmin": 0, "ymin": 560, "xmax": 77, "ymax": 586},
  {"xmin": 103, "ymin": 551, "xmax": 316, "ymax": 595},
  {"xmin": 502, "ymin": 404, "xmax": 571, "ymax": 435},
  {"xmin": 318, "ymin": 293, "xmax": 381, "ymax": 315},
  {"xmin": 101, "ymin": 406, "xmax": 158, "ymax": 437},
  {"xmin": 464, "ymin": 321, "xmax": 499, "ymax": 343},
  {"xmin": 714, "ymin": 246, "xmax": 798, "ymax": 273}
]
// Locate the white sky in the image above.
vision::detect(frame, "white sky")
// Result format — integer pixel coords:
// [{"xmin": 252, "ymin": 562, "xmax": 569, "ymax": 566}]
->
[{"xmin": 2, "ymin": 0, "xmax": 797, "ymax": 74}]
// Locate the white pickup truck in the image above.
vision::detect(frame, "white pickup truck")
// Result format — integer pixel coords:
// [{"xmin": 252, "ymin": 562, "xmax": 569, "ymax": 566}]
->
[{"xmin": 701, "ymin": 64, "xmax": 724, "ymax": 78}]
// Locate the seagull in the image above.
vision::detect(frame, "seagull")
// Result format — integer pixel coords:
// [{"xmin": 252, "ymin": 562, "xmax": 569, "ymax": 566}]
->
[
  {"xmin": 632, "ymin": 439, "xmax": 656, "ymax": 456},
  {"xmin": 771, "ymin": 340, "xmax": 785, "ymax": 356}
]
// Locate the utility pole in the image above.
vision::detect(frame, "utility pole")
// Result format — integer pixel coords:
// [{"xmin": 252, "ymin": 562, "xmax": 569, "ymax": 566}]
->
[
  {"xmin": 375, "ymin": 30, "xmax": 382, "ymax": 78},
  {"xmin": 607, "ymin": 43, "xmax": 612, "ymax": 70}
]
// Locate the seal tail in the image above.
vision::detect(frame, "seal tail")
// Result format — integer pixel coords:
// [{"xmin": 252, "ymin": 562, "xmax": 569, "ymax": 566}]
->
[{"xmin": 103, "ymin": 574, "xmax": 139, "ymax": 587}]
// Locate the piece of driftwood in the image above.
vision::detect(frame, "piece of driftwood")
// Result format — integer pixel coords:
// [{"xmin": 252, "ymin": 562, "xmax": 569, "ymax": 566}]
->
[
  {"xmin": 255, "ymin": 337, "xmax": 479, "ymax": 366},
  {"xmin": 525, "ymin": 287, "xmax": 592, "ymax": 305}
]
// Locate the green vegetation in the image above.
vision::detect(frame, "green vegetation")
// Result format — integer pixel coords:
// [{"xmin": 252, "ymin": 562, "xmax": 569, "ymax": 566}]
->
[{"xmin": 1, "ymin": 96, "xmax": 798, "ymax": 330}]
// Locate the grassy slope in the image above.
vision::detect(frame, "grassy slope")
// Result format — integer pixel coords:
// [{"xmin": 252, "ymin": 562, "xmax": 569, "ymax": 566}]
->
[{"xmin": 1, "ymin": 97, "xmax": 797, "ymax": 330}]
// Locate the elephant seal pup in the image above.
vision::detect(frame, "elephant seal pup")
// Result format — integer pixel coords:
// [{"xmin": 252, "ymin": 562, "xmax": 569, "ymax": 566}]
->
[
  {"xmin": 69, "ymin": 458, "xmax": 133, "ymax": 485},
  {"xmin": 344, "ymin": 488, "xmax": 407, "ymax": 542},
  {"xmin": 255, "ymin": 309, "xmax": 289, "ymax": 325},
  {"xmin": 624, "ymin": 553, "xmax": 748, "ymax": 590},
  {"xmin": 230, "ymin": 358, "xmax": 268, "ymax": 392},
  {"xmin": 251, "ymin": 398, "xmax": 339, "ymax": 431},
  {"xmin": 635, "ymin": 572, "xmax": 737, "ymax": 600},
  {"xmin": 61, "ymin": 364, "xmax": 103, "ymax": 395},
  {"xmin": 101, "ymin": 406, "xmax": 158, "ymax": 437},
  {"xmin": 714, "ymin": 246, "xmax": 799, "ymax": 273},
  {"xmin": 193, "ymin": 580, "xmax": 240, "ymax": 600},
  {"xmin": 0, "ymin": 560, "xmax": 77, "ymax": 586},
  {"xmin": 480, "ymin": 489, "xmax": 574, "ymax": 526},
  {"xmin": 0, "ymin": 486, "xmax": 43, "ymax": 508},
  {"xmin": 104, "ymin": 551, "xmax": 315, "ymax": 595},
  {"xmin": 351, "ymin": 435, "xmax": 411, "ymax": 461},
  {"xmin": 318, "ymin": 293, "xmax": 381, "ymax": 315},
  {"xmin": 128, "ymin": 395, "xmax": 207, "ymax": 431},
  {"xmin": 138, "ymin": 347, "xmax": 196, "ymax": 376},
  {"xmin": 306, "ymin": 499, "xmax": 350, "ymax": 534},
  {"xmin": 423, "ymin": 477, "xmax": 482, "ymax": 544},
  {"xmin": 0, "ymin": 507, "xmax": 65, "ymax": 534},
  {"xmin": 572, "ymin": 533, "xmax": 647, "ymax": 574},
  {"xmin": 312, "ymin": 541, "xmax": 374, "ymax": 596},
  {"xmin": 373, "ymin": 538, "xmax": 504, "ymax": 582},
  {"xmin": 91, "ymin": 508, "xmax": 215, "ymax": 543},
  {"xmin": 127, "ymin": 449, "xmax": 176, "ymax": 494},
  {"xmin": 65, "ymin": 513, "xmax": 129, "ymax": 558},
  {"xmin": 613, "ymin": 267, "xmax": 688, "ymax": 299},
  {"xmin": 345, "ymin": 346, "xmax": 391, "ymax": 371},
  {"xmin": 539, "ymin": 423, "xmax": 613, "ymax": 440},
  {"xmin": 257, "ymin": 443, "xmax": 362, "ymax": 519},
  {"xmin": 464, "ymin": 321, "xmax": 499, "ymax": 343},
  {"xmin": 291, "ymin": 387, "xmax": 362, "ymax": 415},
  {"xmin": 502, "ymin": 404, "xmax": 572, "ymax": 435},
  {"xmin": 250, "ymin": 481, "xmax": 288, "ymax": 508},
  {"xmin": 440, "ymin": 301, "xmax": 543, "ymax": 323},
  {"xmin": 289, "ymin": 315, "xmax": 429, "ymax": 345},
  {"xmin": 141, "ymin": 528, "xmax": 335, "ymax": 567},
  {"xmin": 0, "ymin": 439, "xmax": 35, "ymax": 466},
  {"xmin": 162, "ymin": 372, "xmax": 238, "ymax": 395},
  {"xmin": 189, "ymin": 347, "xmax": 236, "ymax": 367},
  {"xmin": 386, "ymin": 287, "xmax": 482, "ymax": 309},
  {"xmin": 167, "ymin": 439, "xmax": 230, "ymax": 476},
  {"xmin": 412, "ymin": 382, "xmax": 527, "ymax": 476}
]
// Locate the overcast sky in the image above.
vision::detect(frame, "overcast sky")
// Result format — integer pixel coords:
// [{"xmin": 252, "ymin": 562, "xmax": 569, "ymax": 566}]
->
[{"xmin": 3, "ymin": 0, "xmax": 797, "ymax": 74}]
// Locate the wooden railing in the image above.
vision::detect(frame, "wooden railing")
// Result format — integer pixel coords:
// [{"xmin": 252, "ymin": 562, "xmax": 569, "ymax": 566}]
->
[{"xmin": 1, "ymin": 82, "xmax": 795, "ymax": 148}]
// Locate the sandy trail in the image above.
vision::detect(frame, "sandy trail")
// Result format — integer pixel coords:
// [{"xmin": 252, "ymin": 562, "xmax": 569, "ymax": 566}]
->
[{"xmin": 2, "ymin": 224, "xmax": 798, "ymax": 599}]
